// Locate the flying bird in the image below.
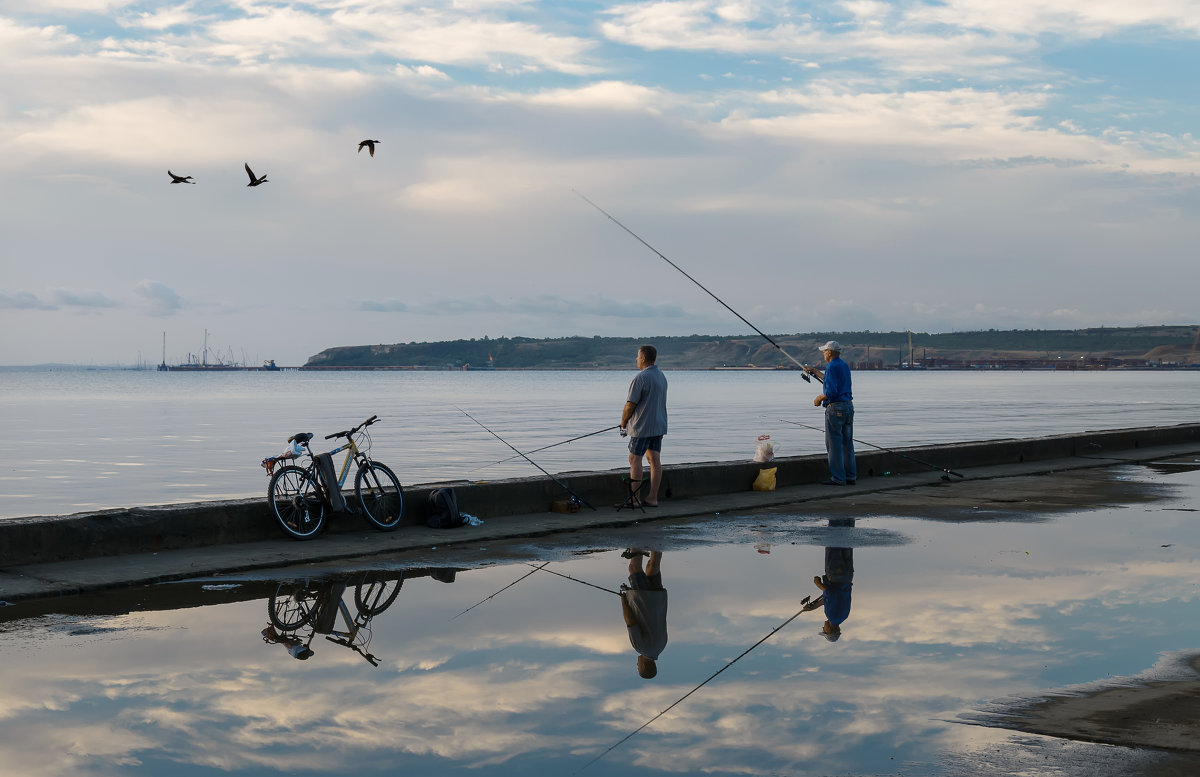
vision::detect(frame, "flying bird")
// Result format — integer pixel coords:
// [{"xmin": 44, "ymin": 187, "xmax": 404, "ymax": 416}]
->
[
  {"xmin": 168, "ymin": 170, "xmax": 195, "ymax": 184},
  {"xmin": 358, "ymin": 139, "xmax": 381, "ymax": 157},
  {"xmin": 244, "ymin": 163, "xmax": 268, "ymax": 187}
]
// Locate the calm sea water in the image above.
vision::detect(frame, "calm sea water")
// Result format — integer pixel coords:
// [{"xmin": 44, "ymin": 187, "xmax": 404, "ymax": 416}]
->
[{"xmin": 0, "ymin": 369, "xmax": 1196, "ymax": 519}]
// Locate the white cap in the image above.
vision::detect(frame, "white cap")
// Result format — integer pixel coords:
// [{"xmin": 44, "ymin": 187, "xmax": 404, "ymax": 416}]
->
[{"xmin": 819, "ymin": 340, "xmax": 841, "ymax": 352}]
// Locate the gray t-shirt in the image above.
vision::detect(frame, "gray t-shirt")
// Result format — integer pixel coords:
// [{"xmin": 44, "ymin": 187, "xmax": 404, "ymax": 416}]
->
[
  {"xmin": 623, "ymin": 588, "xmax": 669, "ymax": 659},
  {"xmin": 626, "ymin": 364, "xmax": 668, "ymax": 438}
]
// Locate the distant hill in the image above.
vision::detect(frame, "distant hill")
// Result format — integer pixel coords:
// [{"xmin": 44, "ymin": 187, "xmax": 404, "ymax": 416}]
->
[{"xmin": 304, "ymin": 326, "xmax": 1199, "ymax": 369}]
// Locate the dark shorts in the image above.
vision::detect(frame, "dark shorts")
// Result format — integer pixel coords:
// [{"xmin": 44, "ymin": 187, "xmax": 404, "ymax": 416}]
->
[
  {"xmin": 628, "ymin": 435, "xmax": 663, "ymax": 456},
  {"xmin": 627, "ymin": 571, "xmax": 665, "ymax": 591}
]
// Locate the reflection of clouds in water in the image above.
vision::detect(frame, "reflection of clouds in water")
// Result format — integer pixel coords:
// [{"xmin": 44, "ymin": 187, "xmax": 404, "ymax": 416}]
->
[{"xmin": 2, "ymin": 510, "xmax": 1198, "ymax": 775}]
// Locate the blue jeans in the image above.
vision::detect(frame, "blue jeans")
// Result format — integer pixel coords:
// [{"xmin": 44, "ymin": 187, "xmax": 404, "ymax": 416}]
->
[{"xmin": 824, "ymin": 402, "xmax": 856, "ymax": 484}]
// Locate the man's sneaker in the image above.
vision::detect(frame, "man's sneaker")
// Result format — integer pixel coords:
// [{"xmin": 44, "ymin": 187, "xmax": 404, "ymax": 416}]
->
[{"xmin": 819, "ymin": 479, "xmax": 845, "ymax": 486}]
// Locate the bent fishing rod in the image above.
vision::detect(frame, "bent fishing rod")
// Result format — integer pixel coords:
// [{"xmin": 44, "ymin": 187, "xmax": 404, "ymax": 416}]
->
[
  {"xmin": 451, "ymin": 562, "xmax": 550, "ymax": 621},
  {"xmin": 574, "ymin": 190, "xmax": 818, "ymax": 384},
  {"xmin": 471, "ymin": 425, "xmax": 619, "ymax": 472},
  {"xmin": 575, "ymin": 599, "xmax": 814, "ymax": 774},
  {"xmin": 457, "ymin": 407, "xmax": 597, "ymax": 510},
  {"xmin": 776, "ymin": 417, "xmax": 965, "ymax": 480}
]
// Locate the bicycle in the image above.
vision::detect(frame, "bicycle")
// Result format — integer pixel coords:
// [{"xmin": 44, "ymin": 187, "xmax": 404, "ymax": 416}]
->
[
  {"xmin": 264, "ymin": 571, "xmax": 403, "ymax": 665},
  {"xmin": 265, "ymin": 415, "xmax": 404, "ymax": 539}
]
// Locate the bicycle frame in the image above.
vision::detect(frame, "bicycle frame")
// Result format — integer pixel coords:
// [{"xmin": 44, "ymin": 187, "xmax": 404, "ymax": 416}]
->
[{"xmin": 323, "ymin": 439, "xmax": 363, "ymax": 490}]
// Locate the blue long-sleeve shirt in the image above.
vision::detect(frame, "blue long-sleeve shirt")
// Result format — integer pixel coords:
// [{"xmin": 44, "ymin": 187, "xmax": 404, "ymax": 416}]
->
[{"xmin": 822, "ymin": 357, "xmax": 853, "ymax": 405}]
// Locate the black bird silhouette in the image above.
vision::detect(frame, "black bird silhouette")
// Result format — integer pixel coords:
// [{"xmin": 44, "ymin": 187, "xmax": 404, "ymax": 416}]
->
[
  {"xmin": 358, "ymin": 139, "xmax": 381, "ymax": 157},
  {"xmin": 168, "ymin": 170, "xmax": 195, "ymax": 184},
  {"xmin": 244, "ymin": 163, "xmax": 268, "ymax": 187}
]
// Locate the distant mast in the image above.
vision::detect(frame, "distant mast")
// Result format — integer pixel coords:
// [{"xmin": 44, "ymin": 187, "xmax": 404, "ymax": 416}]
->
[{"xmin": 158, "ymin": 332, "xmax": 169, "ymax": 371}]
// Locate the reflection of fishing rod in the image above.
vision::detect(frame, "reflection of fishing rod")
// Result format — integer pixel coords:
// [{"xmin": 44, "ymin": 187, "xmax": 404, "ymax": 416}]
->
[
  {"xmin": 575, "ymin": 190, "xmax": 817, "ymax": 384},
  {"xmin": 776, "ymin": 417, "xmax": 965, "ymax": 480},
  {"xmin": 576, "ymin": 601, "xmax": 813, "ymax": 774},
  {"xmin": 524, "ymin": 562, "xmax": 621, "ymax": 595},
  {"xmin": 450, "ymin": 562, "xmax": 550, "ymax": 620},
  {"xmin": 457, "ymin": 407, "xmax": 596, "ymax": 510},
  {"xmin": 471, "ymin": 426, "xmax": 620, "ymax": 472}
]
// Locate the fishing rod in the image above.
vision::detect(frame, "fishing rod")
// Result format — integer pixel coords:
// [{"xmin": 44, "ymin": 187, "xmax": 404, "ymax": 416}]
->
[
  {"xmin": 457, "ymin": 407, "xmax": 597, "ymax": 510},
  {"xmin": 776, "ymin": 417, "xmax": 965, "ymax": 480},
  {"xmin": 574, "ymin": 190, "xmax": 818, "ymax": 384},
  {"xmin": 450, "ymin": 562, "xmax": 550, "ymax": 620},
  {"xmin": 471, "ymin": 426, "xmax": 620, "ymax": 472},
  {"xmin": 524, "ymin": 562, "xmax": 621, "ymax": 596},
  {"xmin": 575, "ymin": 599, "xmax": 814, "ymax": 774}
]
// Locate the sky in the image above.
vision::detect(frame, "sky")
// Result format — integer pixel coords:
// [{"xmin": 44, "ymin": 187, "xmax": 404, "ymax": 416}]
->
[{"xmin": 1, "ymin": 0, "xmax": 1197, "ymax": 366}]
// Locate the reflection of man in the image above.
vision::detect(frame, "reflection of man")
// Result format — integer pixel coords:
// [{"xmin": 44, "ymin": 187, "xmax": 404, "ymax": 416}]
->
[
  {"xmin": 807, "ymin": 518, "xmax": 855, "ymax": 640},
  {"xmin": 620, "ymin": 345, "xmax": 668, "ymax": 507},
  {"xmin": 620, "ymin": 549, "xmax": 668, "ymax": 678},
  {"xmin": 803, "ymin": 340, "xmax": 856, "ymax": 486}
]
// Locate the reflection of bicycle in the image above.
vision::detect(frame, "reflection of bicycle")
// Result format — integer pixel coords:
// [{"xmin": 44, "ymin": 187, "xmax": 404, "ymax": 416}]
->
[
  {"xmin": 267, "ymin": 415, "xmax": 404, "ymax": 539},
  {"xmin": 266, "ymin": 572, "xmax": 404, "ymax": 666}
]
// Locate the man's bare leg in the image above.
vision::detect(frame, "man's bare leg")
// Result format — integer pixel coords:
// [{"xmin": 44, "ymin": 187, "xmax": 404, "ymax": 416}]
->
[
  {"xmin": 645, "ymin": 449, "xmax": 662, "ymax": 506},
  {"xmin": 645, "ymin": 551, "xmax": 662, "ymax": 577},
  {"xmin": 628, "ymin": 452, "xmax": 645, "ymax": 505}
]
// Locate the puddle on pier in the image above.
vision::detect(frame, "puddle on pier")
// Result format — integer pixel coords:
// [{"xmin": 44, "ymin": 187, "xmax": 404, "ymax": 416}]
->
[{"xmin": 1, "ymin": 463, "xmax": 1198, "ymax": 776}]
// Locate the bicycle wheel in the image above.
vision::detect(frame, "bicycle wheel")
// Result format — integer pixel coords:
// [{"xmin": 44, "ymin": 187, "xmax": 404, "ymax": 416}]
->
[
  {"xmin": 268, "ymin": 582, "xmax": 319, "ymax": 630},
  {"xmin": 268, "ymin": 465, "xmax": 327, "ymax": 539},
  {"xmin": 354, "ymin": 572, "xmax": 403, "ymax": 616},
  {"xmin": 354, "ymin": 462, "xmax": 404, "ymax": 530}
]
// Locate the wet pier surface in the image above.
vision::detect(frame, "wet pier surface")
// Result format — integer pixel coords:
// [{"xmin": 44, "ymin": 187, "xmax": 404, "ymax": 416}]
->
[{"xmin": 1, "ymin": 456, "xmax": 1198, "ymax": 776}]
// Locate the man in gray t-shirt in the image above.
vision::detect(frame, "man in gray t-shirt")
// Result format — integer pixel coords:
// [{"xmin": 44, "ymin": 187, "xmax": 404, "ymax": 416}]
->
[{"xmin": 620, "ymin": 344, "xmax": 668, "ymax": 507}]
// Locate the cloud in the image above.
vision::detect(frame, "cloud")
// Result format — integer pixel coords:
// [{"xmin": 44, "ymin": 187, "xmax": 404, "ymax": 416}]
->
[
  {"xmin": 361, "ymin": 294, "xmax": 685, "ymax": 319},
  {"xmin": 52, "ymin": 289, "xmax": 119, "ymax": 308},
  {"xmin": 134, "ymin": 280, "xmax": 183, "ymax": 315},
  {"xmin": 394, "ymin": 63, "xmax": 450, "ymax": 80},
  {"xmin": 0, "ymin": 291, "xmax": 57, "ymax": 310},
  {"xmin": 361, "ymin": 299, "xmax": 408, "ymax": 312},
  {"xmin": 516, "ymin": 81, "xmax": 668, "ymax": 112}
]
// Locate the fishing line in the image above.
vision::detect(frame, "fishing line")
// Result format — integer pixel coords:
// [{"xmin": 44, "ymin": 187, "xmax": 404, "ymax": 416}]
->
[
  {"xmin": 457, "ymin": 407, "xmax": 597, "ymax": 510},
  {"xmin": 575, "ymin": 603, "xmax": 813, "ymax": 774},
  {"xmin": 574, "ymin": 190, "xmax": 818, "ymax": 383},
  {"xmin": 450, "ymin": 562, "xmax": 550, "ymax": 620},
  {"xmin": 471, "ymin": 426, "xmax": 620, "ymax": 472},
  {"xmin": 775, "ymin": 417, "xmax": 965, "ymax": 480},
  {"xmin": 524, "ymin": 562, "xmax": 621, "ymax": 595}
]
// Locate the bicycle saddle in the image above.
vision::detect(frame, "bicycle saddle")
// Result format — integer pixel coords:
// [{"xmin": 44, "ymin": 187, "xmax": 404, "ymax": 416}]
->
[{"xmin": 289, "ymin": 432, "xmax": 314, "ymax": 444}]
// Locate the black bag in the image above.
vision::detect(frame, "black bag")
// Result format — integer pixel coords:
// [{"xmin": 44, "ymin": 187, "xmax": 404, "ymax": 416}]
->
[
  {"xmin": 314, "ymin": 453, "xmax": 349, "ymax": 513},
  {"xmin": 426, "ymin": 488, "xmax": 464, "ymax": 529}
]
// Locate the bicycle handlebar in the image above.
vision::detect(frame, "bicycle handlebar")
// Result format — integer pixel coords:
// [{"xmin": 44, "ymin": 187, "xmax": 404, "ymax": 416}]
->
[{"xmin": 324, "ymin": 415, "xmax": 380, "ymax": 440}]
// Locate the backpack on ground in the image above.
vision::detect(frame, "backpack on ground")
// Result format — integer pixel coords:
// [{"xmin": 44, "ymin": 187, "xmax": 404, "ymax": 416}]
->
[{"xmin": 426, "ymin": 488, "xmax": 464, "ymax": 529}]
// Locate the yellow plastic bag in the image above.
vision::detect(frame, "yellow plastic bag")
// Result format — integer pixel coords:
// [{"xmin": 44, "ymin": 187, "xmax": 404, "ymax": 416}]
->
[{"xmin": 752, "ymin": 467, "xmax": 777, "ymax": 491}]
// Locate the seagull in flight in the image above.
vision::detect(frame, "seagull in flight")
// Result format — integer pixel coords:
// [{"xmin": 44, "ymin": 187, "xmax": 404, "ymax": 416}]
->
[
  {"xmin": 358, "ymin": 139, "xmax": 381, "ymax": 157},
  {"xmin": 244, "ymin": 163, "xmax": 268, "ymax": 187},
  {"xmin": 168, "ymin": 170, "xmax": 195, "ymax": 184}
]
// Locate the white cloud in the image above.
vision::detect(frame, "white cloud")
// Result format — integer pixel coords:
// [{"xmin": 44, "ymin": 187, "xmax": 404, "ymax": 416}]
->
[
  {"xmin": 52, "ymin": 289, "xmax": 119, "ymax": 308},
  {"xmin": 135, "ymin": 280, "xmax": 183, "ymax": 315},
  {"xmin": 0, "ymin": 291, "xmax": 57, "ymax": 310},
  {"xmin": 517, "ymin": 81, "xmax": 668, "ymax": 112}
]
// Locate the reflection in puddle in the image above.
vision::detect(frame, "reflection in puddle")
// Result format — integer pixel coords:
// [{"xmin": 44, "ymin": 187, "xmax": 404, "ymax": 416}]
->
[{"xmin": 0, "ymin": 467, "xmax": 1198, "ymax": 776}]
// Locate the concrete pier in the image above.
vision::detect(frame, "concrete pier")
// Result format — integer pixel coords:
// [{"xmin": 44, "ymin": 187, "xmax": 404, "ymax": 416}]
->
[{"xmin": 1, "ymin": 424, "xmax": 1197, "ymax": 603}]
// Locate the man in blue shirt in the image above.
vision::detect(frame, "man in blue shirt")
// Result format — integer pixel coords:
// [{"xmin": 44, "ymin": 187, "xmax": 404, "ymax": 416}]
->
[{"xmin": 804, "ymin": 340, "xmax": 856, "ymax": 485}]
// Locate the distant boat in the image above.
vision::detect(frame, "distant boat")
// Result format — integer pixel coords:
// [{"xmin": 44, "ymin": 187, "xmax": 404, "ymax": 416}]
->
[{"xmin": 157, "ymin": 330, "xmax": 259, "ymax": 371}]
